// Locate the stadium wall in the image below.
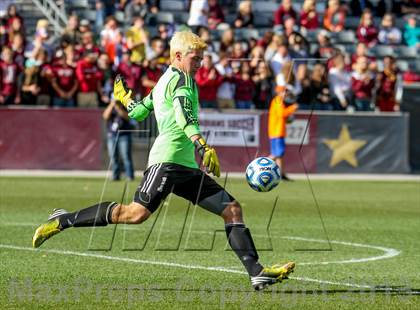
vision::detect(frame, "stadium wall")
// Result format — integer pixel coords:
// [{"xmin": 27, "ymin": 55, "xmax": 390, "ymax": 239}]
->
[{"xmin": 0, "ymin": 108, "xmax": 410, "ymax": 173}]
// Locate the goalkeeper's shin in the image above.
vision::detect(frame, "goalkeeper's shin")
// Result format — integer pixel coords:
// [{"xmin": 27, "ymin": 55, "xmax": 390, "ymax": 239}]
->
[{"xmin": 225, "ymin": 223, "xmax": 264, "ymax": 276}]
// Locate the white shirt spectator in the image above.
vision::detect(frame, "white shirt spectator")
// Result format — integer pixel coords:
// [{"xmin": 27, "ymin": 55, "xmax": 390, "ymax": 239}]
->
[
  {"xmin": 188, "ymin": 0, "xmax": 209, "ymax": 27},
  {"xmin": 378, "ymin": 27, "xmax": 402, "ymax": 45},
  {"xmin": 328, "ymin": 67, "xmax": 351, "ymax": 105}
]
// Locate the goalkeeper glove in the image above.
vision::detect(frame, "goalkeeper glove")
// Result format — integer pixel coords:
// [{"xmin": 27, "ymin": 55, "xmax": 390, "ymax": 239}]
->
[
  {"xmin": 113, "ymin": 74, "xmax": 133, "ymax": 107},
  {"xmin": 194, "ymin": 137, "xmax": 221, "ymax": 177}
]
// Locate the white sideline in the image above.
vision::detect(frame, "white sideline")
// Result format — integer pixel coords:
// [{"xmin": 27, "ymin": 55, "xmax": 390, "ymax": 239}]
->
[
  {"xmin": 0, "ymin": 243, "xmax": 375, "ymax": 290},
  {"xmin": 0, "ymin": 170, "xmax": 419, "ymax": 181}
]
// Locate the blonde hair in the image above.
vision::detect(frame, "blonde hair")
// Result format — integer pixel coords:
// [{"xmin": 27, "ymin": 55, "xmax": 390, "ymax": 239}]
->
[{"xmin": 169, "ymin": 31, "xmax": 207, "ymax": 62}]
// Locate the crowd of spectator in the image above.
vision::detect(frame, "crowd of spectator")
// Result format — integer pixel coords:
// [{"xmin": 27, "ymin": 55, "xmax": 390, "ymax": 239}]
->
[{"xmin": 0, "ymin": 0, "xmax": 419, "ymax": 112}]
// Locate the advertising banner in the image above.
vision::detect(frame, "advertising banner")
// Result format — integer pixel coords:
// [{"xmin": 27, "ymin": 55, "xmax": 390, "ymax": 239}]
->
[{"xmin": 199, "ymin": 112, "xmax": 259, "ymax": 147}]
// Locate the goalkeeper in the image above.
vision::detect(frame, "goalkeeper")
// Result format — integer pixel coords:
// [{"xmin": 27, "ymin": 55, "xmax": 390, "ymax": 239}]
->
[{"xmin": 32, "ymin": 31, "xmax": 294, "ymax": 290}]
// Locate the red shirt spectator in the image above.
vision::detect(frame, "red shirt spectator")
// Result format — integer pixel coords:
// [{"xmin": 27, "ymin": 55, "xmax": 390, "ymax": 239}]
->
[
  {"xmin": 208, "ymin": 0, "xmax": 225, "ymax": 30},
  {"xmin": 300, "ymin": 0, "xmax": 319, "ymax": 30},
  {"xmin": 356, "ymin": 10, "xmax": 378, "ymax": 47},
  {"xmin": 76, "ymin": 53, "xmax": 103, "ymax": 92},
  {"xmin": 376, "ymin": 56, "xmax": 400, "ymax": 112},
  {"xmin": 116, "ymin": 53, "xmax": 143, "ymax": 94},
  {"xmin": 0, "ymin": 46, "xmax": 21, "ymax": 104},
  {"xmin": 141, "ymin": 58, "xmax": 162, "ymax": 97},
  {"xmin": 195, "ymin": 54, "xmax": 223, "ymax": 102},
  {"xmin": 51, "ymin": 57, "xmax": 77, "ymax": 93},
  {"xmin": 274, "ymin": 0, "xmax": 297, "ymax": 26}
]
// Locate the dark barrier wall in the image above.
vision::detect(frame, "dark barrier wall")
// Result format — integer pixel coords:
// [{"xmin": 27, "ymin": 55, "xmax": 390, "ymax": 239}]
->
[
  {"xmin": 316, "ymin": 113, "xmax": 410, "ymax": 173},
  {"xmin": 0, "ymin": 108, "xmax": 102, "ymax": 170},
  {"xmin": 401, "ymin": 83, "xmax": 420, "ymax": 172}
]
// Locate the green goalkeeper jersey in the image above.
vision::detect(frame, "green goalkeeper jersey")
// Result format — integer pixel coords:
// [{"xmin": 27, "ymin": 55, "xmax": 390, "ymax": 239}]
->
[{"xmin": 127, "ymin": 66, "xmax": 201, "ymax": 169}]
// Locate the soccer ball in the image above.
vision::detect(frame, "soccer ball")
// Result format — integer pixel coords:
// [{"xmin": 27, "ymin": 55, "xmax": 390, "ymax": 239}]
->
[{"xmin": 246, "ymin": 157, "xmax": 281, "ymax": 192}]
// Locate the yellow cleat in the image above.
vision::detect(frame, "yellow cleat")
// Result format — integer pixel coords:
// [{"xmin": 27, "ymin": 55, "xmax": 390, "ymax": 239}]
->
[
  {"xmin": 32, "ymin": 219, "xmax": 61, "ymax": 248},
  {"xmin": 251, "ymin": 262, "xmax": 295, "ymax": 291}
]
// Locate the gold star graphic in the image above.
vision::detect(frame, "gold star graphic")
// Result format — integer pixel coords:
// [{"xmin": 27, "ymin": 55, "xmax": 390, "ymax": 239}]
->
[{"xmin": 323, "ymin": 125, "xmax": 367, "ymax": 168}]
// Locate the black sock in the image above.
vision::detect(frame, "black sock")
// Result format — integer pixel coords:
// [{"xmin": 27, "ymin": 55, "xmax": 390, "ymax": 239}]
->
[
  {"xmin": 59, "ymin": 202, "xmax": 118, "ymax": 230},
  {"xmin": 225, "ymin": 223, "xmax": 264, "ymax": 276}
]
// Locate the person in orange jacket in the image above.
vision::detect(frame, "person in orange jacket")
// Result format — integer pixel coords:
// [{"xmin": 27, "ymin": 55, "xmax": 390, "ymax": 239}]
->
[{"xmin": 268, "ymin": 84, "xmax": 299, "ymax": 181}]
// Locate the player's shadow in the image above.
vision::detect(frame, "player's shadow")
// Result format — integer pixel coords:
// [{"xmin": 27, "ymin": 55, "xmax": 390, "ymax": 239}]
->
[{"xmin": 124, "ymin": 287, "xmax": 420, "ymax": 296}]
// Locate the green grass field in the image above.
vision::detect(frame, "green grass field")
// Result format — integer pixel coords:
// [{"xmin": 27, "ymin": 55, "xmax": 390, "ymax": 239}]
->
[{"xmin": 0, "ymin": 176, "xmax": 419, "ymax": 309}]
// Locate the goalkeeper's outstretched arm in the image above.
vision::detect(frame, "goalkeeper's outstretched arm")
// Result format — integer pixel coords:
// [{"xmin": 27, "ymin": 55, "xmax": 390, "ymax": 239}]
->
[{"xmin": 113, "ymin": 74, "xmax": 153, "ymax": 121}]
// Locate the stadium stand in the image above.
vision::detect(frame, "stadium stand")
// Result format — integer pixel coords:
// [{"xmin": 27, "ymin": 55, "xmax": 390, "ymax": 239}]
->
[{"xmin": 0, "ymin": 0, "xmax": 418, "ymax": 112}]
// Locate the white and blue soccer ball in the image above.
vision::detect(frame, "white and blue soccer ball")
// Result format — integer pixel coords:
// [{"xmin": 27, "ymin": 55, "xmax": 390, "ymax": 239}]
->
[{"xmin": 246, "ymin": 157, "xmax": 281, "ymax": 192}]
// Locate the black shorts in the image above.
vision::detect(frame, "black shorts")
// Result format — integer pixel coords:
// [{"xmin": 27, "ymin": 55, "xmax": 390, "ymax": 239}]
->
[{"xmin": 134, "ymin": 163, "xmax": 234, "ymax": 214}]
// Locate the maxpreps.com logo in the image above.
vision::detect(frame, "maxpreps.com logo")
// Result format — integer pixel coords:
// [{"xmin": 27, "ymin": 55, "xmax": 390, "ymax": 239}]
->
[{"xmin": 157, "ymin": 176, "xmax": 167, "ymax": 192}]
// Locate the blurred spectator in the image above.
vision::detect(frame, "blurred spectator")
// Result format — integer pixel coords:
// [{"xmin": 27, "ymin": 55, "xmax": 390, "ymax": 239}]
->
[
  {"xmin": 141, "ymin": 56, "xmax": 162, "ymax": 97},
  {"xmin": 97, "ymin": 53, "xmax": 114, "ymax": 104},
  {"xmin": 249, "ymin": 46, "xmax": 265, "ymax": 74},
  {"xmin": 356, "ymin": 9, "xmax": 378, "ymax": 47},
  {"xmin": 62, "ymin": 14, "xmax": 80, "ymax": 46},
  {"xmin": 188, "ymin": 0, "xmax": 209, "ymax": 32},
  {"xmin": 10, "ymin": 32, "xmax": 25, "ymax": 69},
  {"xmin": 75, "ymin": 49, "xmax": 104, "ymax": 107},
  {"xmin": 253, "ymin": 61, "xmax": 273, "ymax": 110},
  {"xmin": 215, "ymin": 52, "xmax": 235, "ymax": 109},
  {"xmin": 157, "ymin": 23, "xmax": 171, "ymax": 47},
  {"xmin": 5, "ymin": 4, "xmax": 24, "ymax": 34},
  {"xmin": 351, "ymin": 56, "xmax": 375, "ymax": 111},
  {"xmin": 116, "ymin": 51, "xmax": 143, "ymax": 97},
  {"xmin": 329, "ymin": 53, "xmax": 352, "ymax": 110},
  {"xmin": 125, "ymin": 0, "xmax": 149, "ymax": 23},
  {"xmin": 207, "ymin": 0, "xmax": 225, "ymax": 30},
  {"xmin": 78, "ymin": 19, "xmax": 92, "ymax": 38},
  {"xmin": 264, "ymin": 34, "xmax": 287, "ymax": 63},
  {"xmin": 125, "ymin": 16, "xmax": 148, "ymax": 65},
  {"xmin": 274, "ymin": 0, "xmax": 297, "ymax": 27},
  {"xmin": 103, "ymin": 97, "xmax": 135, "ymax": 181},
  {"xmin": 299, "ymin": 0, "xmax": 319, "ymax": 32},
  {"xmin": 376, "ymin": 56, "xmax": 402, "ymax": 112},
  {"xmin": 281, "ymin": 16, "xmax": 299, "ymax": 38},
  {"xmin": 299, "ymin": 63, "xmax": 332, "ymax": 110},
  {"xmin": 7, "ymin": 13, "xmax": 25, "ymax": 46},
  {"xmin": 349, "ymin": 0, "xmax": 374, "ymax": 17},
  {"xmin": 351, "ymin": 42, "xmax": 376, "ymax": 71},
  {"xmin": 403, "ymin": 14, "xmax": 420, "ymax": 48},
  {"xmin": 95, "ymin": 0, "xmax": 106, "ymax": 33},
  {"xmin": 100, "ymin": 16, "xmax": 122, "ymax": 65},
  {"xmin": 230, "ymin": 41, "xmax": 247, "ymax": 60},
  {"xmin": 257, "ymin": 30, "xmax": 274, "ymax": 50},
  {"xmin": 77, "ymin": 31, "xmax": 101, "ymax": 59},
  {"xmin": 234, "ymin": 62, "xmax": 255, "ymax": 109},
  {"xmin": 25, "ymin": 19, "xmax": 53, "ymax": 59},
  {"xmin": 147, "ymin": 37, "xmax": 169, "ymax": 66},
  {"xmin": 270, "ymin": 42, "xmax": 291, "ymax": 77},
  {"xmin": 323, "ymin": 0, "xmax": 346, "ymax": 33},
  {"xmin": 313, "ymin": 30, "xmax": 335, "ymax": 59},
  {"xmin": 50, "ymin": 50, "xmax": 78, "ymax": 107},
  {"xmin": 21, "ymin": 48, "xmax": 48, "ymax": 105},
  {"xmin": 234, "ymin": 0, "xmax": 254, "ymax": 29},
  {"xmin": 0, "ymin": 46, "xmax": 21, "ymax": 105},
  {"xmin": 378, "ymin": 13, "xmax": 402, "ymax": 45},
  {"xmin": 198, "ymin": 27, "xmax": 217, "ymax": 55},
  {"xmin": 220, "ymin": 28, "xmax": 235, "ymax": 53},
  {"xmin": 195, "ymin": 53, "xmax": 223, "ymax": 108}
]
